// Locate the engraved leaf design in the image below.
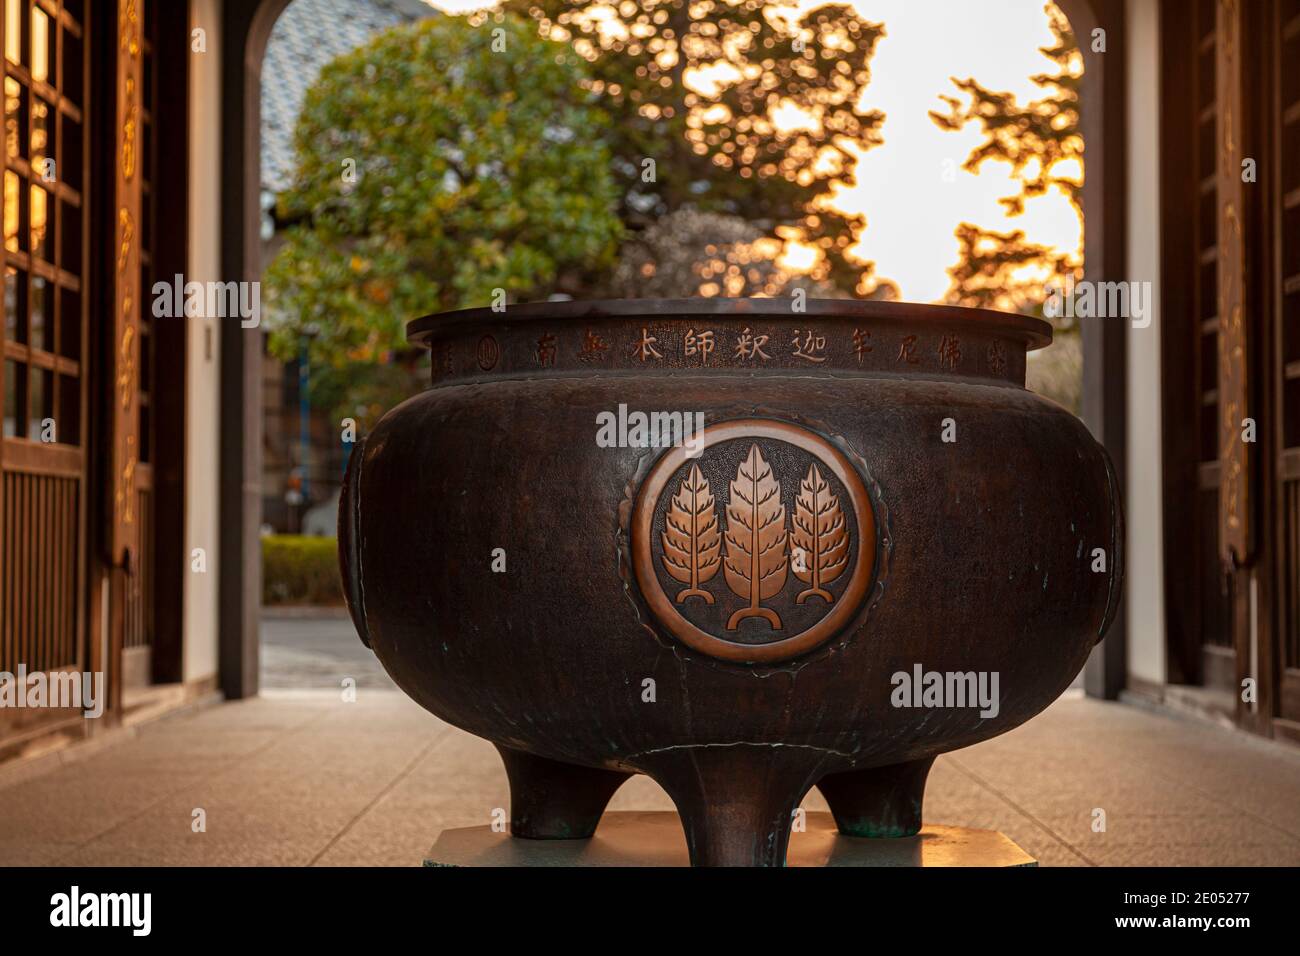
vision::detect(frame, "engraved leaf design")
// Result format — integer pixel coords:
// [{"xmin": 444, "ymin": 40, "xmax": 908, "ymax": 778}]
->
[
  {"xmin": 660, "ymin": 463, "xmax": 721, "ymax": 602},
  {"xmin": 790, "ymin": 463, "xmax": 849, "ymax": 602},
  {"xmin": 724, "ymin": 443, "xmax": 788, "ymax": 604}
]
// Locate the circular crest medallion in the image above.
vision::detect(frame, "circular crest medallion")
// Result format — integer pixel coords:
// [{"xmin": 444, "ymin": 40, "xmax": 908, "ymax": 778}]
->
[
  {"xmin": 631, "ymin": 419, "xmax": 877, "ymax": 663},
  {"xmin": 476, "ymin": 334, "xmax": 500, "ymax": 371}
]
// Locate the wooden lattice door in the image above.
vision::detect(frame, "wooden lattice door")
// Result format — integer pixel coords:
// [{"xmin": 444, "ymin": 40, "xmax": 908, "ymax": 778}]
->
[
  {"xmin": 121, "ymin": 0, "xmax": 158, "ymax": 682},
  {"xmin": 1160, "ymin": 0, "xmax": 1237, "ymax": 693},
  {"xmin": 115, "ymin": 0, "xmax": 185, "ymax": 689},
  {"xmin": 0, "ymin": 0, "xmax": 90, "ymax": 737}
]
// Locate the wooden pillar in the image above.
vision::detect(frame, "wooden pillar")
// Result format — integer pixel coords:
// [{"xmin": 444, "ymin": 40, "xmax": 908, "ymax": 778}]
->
[
  {"xmin": 217, "ymin": 0, "xmax": 291, "ymax": 699},
  {"xmin": 149, "ymin": 0, "xmax": 191, "ymax": 685},
  {"xmin": 1058, "ymin": 0, "xmax": 1129, "ymax": 700},
  {"xmin": 108, "ymin": 0, "xmax": 146, "ymax": 712},
  {"xmin": 1214, "ymin": 0, "xmax": 1255, "ymax": 725}
]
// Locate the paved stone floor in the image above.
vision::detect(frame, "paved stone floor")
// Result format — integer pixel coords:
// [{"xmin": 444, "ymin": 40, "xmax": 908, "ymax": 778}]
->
[
  {"xmin": 260, "ymin": 612, "xmax": 395, "ymax": 691},
  {"xmin": 0, "ymin": 617, "xmax": 1297, "ymax": 867}
]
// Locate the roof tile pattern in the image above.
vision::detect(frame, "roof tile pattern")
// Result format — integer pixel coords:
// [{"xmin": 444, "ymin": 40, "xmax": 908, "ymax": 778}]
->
[{"xmin": 261, "ymin": 0, "xmax": 435, "ymax": 193}]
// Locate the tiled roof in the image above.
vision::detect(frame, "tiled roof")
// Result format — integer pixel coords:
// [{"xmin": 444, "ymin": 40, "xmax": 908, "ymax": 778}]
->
[{"xmin": 261, "ymin": 0, "xmax": 436, "ymax": 194}]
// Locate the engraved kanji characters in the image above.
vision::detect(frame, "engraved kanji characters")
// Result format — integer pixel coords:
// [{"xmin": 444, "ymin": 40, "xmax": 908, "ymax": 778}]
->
[
  {"xmin": 897, "ymin": 334, "xmax": 919, "ymax": 365},
  {"xmin": 937, "ymin": 335, "xmax": 961, "ymax": 371},
  {"xmin": 734, "ymin": 327, "xmax": 771, "ymax": 362},
  {"xmin": 684, "ymin": 327, "xmax": 715, "ymax": 363},
  {"xmin": 578, "ymin": 329, "xmax": 610, "ymax": 362},
  {"xmin": 536, "ymin": 333, "xmax": 557, "ymax": 368},
  {"xmin": 852, "ymin": 328, "xmax": 872, "ymax": 364},
  {"xmin": 791, "ymin": 328, "xmax": 827, "ymax": 363},
  {"xmin": 633, "ymin": 327, "xmax": 663, "ymax": 361},
  {"xmin": 986, "ymin": 340, "xmax": 1007, "ymax": 376}
]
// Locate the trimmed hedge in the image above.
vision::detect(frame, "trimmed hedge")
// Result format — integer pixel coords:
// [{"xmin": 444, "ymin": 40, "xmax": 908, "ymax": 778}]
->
[{"xmin": 262, "ymin": 535, "xmax": 342, "ymax": 606}]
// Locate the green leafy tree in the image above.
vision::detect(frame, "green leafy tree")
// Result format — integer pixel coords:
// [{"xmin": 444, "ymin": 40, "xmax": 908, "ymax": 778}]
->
[
  {"xmin": 265, "ymin": 14, "xmax": 623, "ymax": 426},
  {"xmin": 502, "ymin": 0, "xmax": 893, "ymax": 296}
]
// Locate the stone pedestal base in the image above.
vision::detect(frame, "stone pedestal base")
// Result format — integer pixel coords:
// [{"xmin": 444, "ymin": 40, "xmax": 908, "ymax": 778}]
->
[{"xmin": 424, "ymin": 811, "xmax": 1037, "ymax": 867}]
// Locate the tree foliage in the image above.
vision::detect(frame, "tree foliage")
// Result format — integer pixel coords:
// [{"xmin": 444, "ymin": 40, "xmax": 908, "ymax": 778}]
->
[
  {"xmin": 942, "ymin": 223, "xmax": 1072, "ymax": 315},
  {"xmin": 502, "ymin": 0, "xmax": 890, "ymax": 295},
  {"xmin": 931, "ymin": 2, "xmax": 1082, "ymax": 312},
  {"xmin": 930, "ymin": 2, "xmax": 1081, "ymax": 218},
  {"xmin": 264, "ymin": 14, "xmax": 623, "ymax": 424},
  {"xmin": 929, "ymin": 3, "xmax": 1082, "ymax": 412},
  {"xmin": 611, "ymin": 208, "xmax": 849, "ymax": 299}
]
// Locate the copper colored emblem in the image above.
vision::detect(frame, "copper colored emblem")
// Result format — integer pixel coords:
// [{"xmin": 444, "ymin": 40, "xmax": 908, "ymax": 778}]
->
[{"xmin": 632, "ymin": 419, "xmax": 876, "ymax": 663}]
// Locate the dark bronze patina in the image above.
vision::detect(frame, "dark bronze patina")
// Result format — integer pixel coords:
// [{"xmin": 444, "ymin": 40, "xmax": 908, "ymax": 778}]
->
[{"xmin": 339, "ymin": 298, "xmax": 1124, "ymax": 867}]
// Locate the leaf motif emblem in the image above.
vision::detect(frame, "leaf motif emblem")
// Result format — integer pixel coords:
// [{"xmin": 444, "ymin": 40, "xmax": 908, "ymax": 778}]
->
[
  {"xmin": 790, "ymin": 463, "xmax": 849, "ymax": 604},
  {"xmin": 660, "ymin": 463, "xmax": 721, "ymax": 604},
  {"xmin": 723, "ymin": 443, "xmax": 787, "ymax": 630}
]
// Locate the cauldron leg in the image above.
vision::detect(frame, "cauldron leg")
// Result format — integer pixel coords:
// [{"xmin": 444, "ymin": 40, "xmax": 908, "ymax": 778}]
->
[
  {"xmin": 640, "ymin": 745, "xmax": 823, "ymax": 867},
  {"xmin": 816, "ymin": 757, "xmax": 936, "ymax": 838},
  {"xmin": 495, "ymin": 745, "xmax": 632, "ymax": 840}
]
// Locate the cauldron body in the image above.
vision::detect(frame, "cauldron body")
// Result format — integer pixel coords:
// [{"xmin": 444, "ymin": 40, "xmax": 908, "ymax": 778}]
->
[{"xmin": 340, "ymin": 299, "xmax": 1123, "ymax": 866}]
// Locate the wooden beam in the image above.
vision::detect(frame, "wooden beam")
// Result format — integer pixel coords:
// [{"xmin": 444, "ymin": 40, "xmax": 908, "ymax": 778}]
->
[
  {"xmin": 107, "ymin": 0, "xmax": 146, "ymax": 714},
  {"xmin": 1159, "ymin": 0, "xmax": 1203, "ymax": 686},
  {"xmin": 149, "ymin": 0, "xmax": 190, "ymax": 685},
  {"xmin": 1214, "ymin": 0, "xmax": 1270, "ymax": 731},
  {"xmin": 1057, "ymin": 0, "xmax": 1129, "ymax": 700},
  {"xmin": 1216, "ymin": 0, "xmax": 1252, "ymax": 570},
  {"xmin": 217, "ymin": 0, "xmax": 292, "ymax": 698}
]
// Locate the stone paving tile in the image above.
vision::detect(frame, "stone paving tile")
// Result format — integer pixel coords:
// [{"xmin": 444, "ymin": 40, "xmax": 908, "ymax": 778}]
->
[
  {"xmin": 918, "ymin": 760, "xmax": 1088, "ymax": 865},
  {"xmin": 950, "ymin": 759, "xmax": 1229, "ymax": 825},
  {"xmin": 938, "ymin": 695, "xmax": 1300, "ymax": 867},
  {"xmin": 2, "ymin": 696, "xmax": 325, "ymax": 865},
  {"xmin": 0, "ymin": 763, "xmax": 201, "ymax": 846},
  {"xmin": 0, "ymin": 843, "xmax": 83, "ymax": 866},
  {"xmin": 72, "ymin": 837, "xmax": 341, "ymax": 868},
  {"xmin": 260, "ymin": 616, "xmax": 394, "ymax": 683},
  {"xmin": 58, "ymin": 702, "xmax": 431, "ymax": 867},
  {"xmin": 2, "ymin": 689, "xmax": 1298, "ymax": 867},
  {"xmin": 1089, "ymin": 842, "xmax": 1300, "ymax": 866},
  {"xmin": 1036, "ymin": 805, "xmax": 1300, "ymax": 858},
  {"xmin": 313, "ymin": 727, "xmax": 500, "ymax": 866}
]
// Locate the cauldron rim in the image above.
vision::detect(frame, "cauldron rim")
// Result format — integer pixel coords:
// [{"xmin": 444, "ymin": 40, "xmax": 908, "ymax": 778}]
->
[{"xmin": 406, "ymin": 297, "xmax": 1052, "ymax": 352}]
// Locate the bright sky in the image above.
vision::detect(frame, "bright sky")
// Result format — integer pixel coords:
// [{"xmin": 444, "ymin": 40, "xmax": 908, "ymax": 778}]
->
[{"xmin": 422, "ymin": 0, "xmax": 1082, "ymax": 303}]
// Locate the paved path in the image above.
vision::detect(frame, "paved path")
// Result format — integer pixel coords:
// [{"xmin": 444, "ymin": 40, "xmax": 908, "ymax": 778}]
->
[
  {"xmin": 1, "ymin": 683, "xmax": 1297, "ymax": 866},
  {"xmin": 260, "ymin": 614, "xmax": 394, "ymax": 690}
]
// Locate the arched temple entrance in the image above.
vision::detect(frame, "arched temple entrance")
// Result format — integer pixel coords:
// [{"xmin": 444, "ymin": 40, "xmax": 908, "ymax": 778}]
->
[{"xmin": 215, "ymin": 0, "xmax": 1131, "ymax": 701}]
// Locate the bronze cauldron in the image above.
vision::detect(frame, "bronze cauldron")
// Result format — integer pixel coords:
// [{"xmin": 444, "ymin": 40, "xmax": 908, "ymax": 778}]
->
[{"xmin": 339, "ymin": 298, "xmax": 1123, "ymax": 866}]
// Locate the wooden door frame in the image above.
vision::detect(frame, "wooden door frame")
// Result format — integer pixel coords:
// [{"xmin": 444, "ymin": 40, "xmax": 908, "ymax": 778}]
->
[
  {"xmin": 1158, "ymin": 0, "xmax": 1293, "ymax": 741},
  {"xmin": 1238, "ymin": 0, "xmax": 1276, "ymax": 739},
  {"xmin": 1258, "ymin": 0, "xmax": 1300, "ymax": 742},
  {"xmin": 217, "ymin": 0, "xmax": 291, "ymax": 700},
  {"xmin": 213, "ymin": 0, "xmax": 1132, "ymax": 701},
  {"xmin": 1055, "ymin": 0, "xmax": 1129, "ymax": 700},
  {"xmin": 1156, "ymin": 0, "xmax": 1203, "ymax": 688},
  {"xmin": 84, "ymin": 0, "xmax": 189, "ymax": 718},
  {"xmin": 86, "ymin": 0, "xmax": 118, "ymax": 719},
  {"xmin": 145, "ymin": 0, "xmax": 190, "ymax": 685}
]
